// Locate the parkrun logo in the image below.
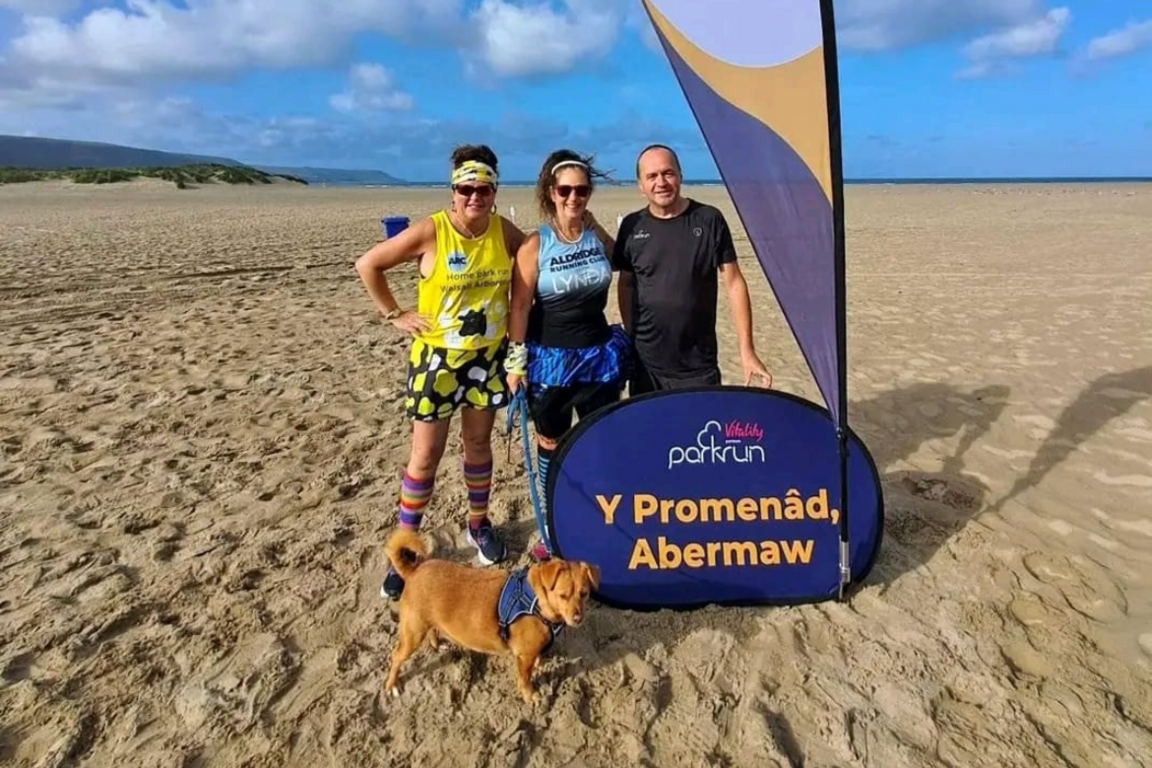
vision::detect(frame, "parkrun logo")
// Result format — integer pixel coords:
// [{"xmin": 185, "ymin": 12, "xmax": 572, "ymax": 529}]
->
[{"xmin": 667, "ymin": 420, "xmax": 766, "ymax": 469}]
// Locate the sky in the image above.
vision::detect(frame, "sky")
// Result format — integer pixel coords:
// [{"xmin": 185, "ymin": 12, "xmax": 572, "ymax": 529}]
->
[{"xmin": 0, "ymin": 0, "xmax": 1149, "ymax": 181}]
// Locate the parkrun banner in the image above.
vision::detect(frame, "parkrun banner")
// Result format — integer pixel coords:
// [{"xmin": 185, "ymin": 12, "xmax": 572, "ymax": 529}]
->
[{"xmin": 547, "ymin": 388, "xmax": 883, "ymax": 610}]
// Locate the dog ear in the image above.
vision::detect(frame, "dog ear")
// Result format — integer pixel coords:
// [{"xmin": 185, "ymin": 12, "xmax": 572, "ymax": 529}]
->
[
  {"xmin": 541, "ymin": 560, "xmax": 565, "ymax": 592},
  {"xmin": 582, "ymin": 563, "xmax": 600, "ymax": 590}
]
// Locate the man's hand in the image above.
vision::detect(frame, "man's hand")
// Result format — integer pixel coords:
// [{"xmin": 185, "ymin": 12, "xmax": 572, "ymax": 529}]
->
[
  {"xmin": 506, "ymin": 372, "xmax": 525, "ymax": 394},
  {"xmin": 719, "ymin": 260, "xmax": 769, "ymax": 387},
  {"xmin": 741, "ymin": 350, "xmax": 773, "ymax": 388}
]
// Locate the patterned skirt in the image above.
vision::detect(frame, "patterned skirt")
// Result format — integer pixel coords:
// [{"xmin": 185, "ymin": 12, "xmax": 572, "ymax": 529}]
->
[{"xmin": 526, "ymin": 324, "xmax": 631, "ymax": 389}]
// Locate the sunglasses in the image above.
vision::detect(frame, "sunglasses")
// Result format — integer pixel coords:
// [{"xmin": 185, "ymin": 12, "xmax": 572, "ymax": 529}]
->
[
  {"xmin": 454, "ymin": 184, "xmax": 494, "ymax": 198},
  {"xmin": 555, "ymin": 184, "xmax": 591, "ymax": 199}
]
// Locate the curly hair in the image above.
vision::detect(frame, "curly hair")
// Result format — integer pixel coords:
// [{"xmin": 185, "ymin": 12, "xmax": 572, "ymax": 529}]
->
[
  {"xmin": 450, "ymin": 144, "xmax": 499, "ymax": 173},
  {"xmin": 534, "ymin": 149, "xmax": 611, "ymax": 221}
]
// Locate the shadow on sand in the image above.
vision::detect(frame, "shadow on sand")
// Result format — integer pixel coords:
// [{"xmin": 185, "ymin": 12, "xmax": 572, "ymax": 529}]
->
[
  {"xmin": 850, "ymin": 381, "xmax": 1009, "ymax": 593},
  {"xmin": 986, "ymin": 365, "xmax": 1152, "ymax": 514}
]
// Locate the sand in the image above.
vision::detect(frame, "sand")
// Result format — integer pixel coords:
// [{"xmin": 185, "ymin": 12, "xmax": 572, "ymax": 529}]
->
[{"xmin": 1, "ymin": 177, "xmax": 1150, "ymax": 768}]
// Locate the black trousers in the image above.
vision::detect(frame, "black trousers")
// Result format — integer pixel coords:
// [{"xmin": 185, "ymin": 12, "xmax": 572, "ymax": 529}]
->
[{"xmin": 528, "ymin": 382, "xmax": 622, "ymax": 440}]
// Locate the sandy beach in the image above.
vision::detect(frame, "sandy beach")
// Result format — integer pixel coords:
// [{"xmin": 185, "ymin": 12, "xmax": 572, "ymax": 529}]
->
[{"xmin": 1, "ymin": 178, "xmax": 1150, "ymax": 768}]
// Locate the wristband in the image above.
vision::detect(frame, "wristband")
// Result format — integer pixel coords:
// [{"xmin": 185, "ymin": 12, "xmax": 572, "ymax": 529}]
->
[
  {"xmin": 383, "ymin": 307, "xmax": 403, "ymax": 321},
  {"xmin": 505, "ymin": 341, "xmax": 528, "ymax": 376}
]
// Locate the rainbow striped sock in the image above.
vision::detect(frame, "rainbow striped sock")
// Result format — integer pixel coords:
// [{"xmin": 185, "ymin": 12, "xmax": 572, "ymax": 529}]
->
[
  {"xmin": 398, "ymin": 471, "xmax": 433, "ymax": 530},
  {"xmin": 463, "ymin": 459, "xmax": 493, "ymax": 530}
]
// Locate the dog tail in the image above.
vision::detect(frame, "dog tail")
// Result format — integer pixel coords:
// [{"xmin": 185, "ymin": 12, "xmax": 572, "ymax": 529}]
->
[{"xmin": 384, "ymin": 529, "xmax": 429, "ymax": 581}]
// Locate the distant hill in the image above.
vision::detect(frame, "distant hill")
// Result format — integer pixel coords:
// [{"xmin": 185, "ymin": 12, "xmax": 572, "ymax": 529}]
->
[
  {"xmin": 0, "ymin": 164, "xmax": 308, "ymax": 188},
  {"xmin": 0, "ymin": 135, "xmax": 242, "ymax": 170},
  {"xmin": 0, "ymin": 135, "xmax": 406, "ymax": 185},
  {"xmin": 254, "ymin": 165, "xmax": 407, "ymax": 185}
]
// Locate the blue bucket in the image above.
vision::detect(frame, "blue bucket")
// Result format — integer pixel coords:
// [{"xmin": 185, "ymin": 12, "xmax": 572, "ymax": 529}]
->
[{"xmin": 381, "ymin": 216, "xmax": 410, "ymax": 238}]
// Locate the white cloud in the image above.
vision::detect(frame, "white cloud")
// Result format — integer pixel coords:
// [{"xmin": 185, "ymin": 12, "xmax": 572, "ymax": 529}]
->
[
  {"xmin": 0, "ymin": 0, "xmax": 640, "ymax": 107},
  {"xmin": 958, "ymin": 7, "xmax": 1070, "ymax": 79},
  {"xmin": 964, "ymin": 8, "xmax": 1069, "ymax": 59},
  {"xmin": 468, "ymin": 0, "xmax": 623, "ymax": 77},
  {"xmin": 2, "ymin": 0, "xmax": 465, "ymax": 94},
  {"xmin": 838, "ymin": 0, "xmax": 1045, "ymax": 51},
  {"xmin": 329, "ymin": 63, "xmax": 414, "ymax": 113},
  {"xmin": 1084, "ymin": 19, "xmax": 1152, "ymax": 61}
]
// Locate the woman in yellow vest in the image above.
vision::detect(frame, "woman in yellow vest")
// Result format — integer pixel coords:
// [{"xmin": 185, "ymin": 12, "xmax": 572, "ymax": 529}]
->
[{"xmin": 356, "ymin": 144, "xmax": 526, "ymax": 599}]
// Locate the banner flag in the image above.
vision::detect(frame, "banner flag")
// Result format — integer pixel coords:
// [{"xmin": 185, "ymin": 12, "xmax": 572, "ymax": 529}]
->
[{"xmin": 640, "ymin": 0, "xmax": 847, "ymax": 428}]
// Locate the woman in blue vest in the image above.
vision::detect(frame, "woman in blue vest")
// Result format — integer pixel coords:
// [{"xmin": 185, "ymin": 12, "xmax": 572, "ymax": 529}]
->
[{"xmin": 506, "ymin": 149, "xmax": 630, "ymax": 561}]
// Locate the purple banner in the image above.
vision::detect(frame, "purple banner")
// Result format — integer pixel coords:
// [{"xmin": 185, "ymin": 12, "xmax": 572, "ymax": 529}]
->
[{"xmin": 642, "ymin": 0, "xmax": 845, "ymax": 427}]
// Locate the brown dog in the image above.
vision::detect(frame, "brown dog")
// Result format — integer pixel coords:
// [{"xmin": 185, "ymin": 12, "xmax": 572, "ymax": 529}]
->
[{"xmin": 382, "ymin": 529, "xmax": 599, "ymax": 704}]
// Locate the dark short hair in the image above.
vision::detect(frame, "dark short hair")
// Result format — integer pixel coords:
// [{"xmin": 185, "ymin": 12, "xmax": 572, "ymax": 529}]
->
[
  {"xmin": 635, "ymin": 143, "xmax": 681, "ymax": 178},
  {"xmin": 450, "ymin": 144, "xmax": 498, "ymax": 173}
]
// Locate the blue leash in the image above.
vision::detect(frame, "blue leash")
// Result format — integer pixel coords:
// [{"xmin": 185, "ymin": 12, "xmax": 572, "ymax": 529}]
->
[{"xmin": 505, "ymin": 387, "xmax": 553, "ymax": 555}]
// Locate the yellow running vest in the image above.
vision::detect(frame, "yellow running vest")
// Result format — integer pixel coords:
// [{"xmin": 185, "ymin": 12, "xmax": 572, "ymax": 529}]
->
[{"xmin": 417, "ymin": 210, "xmax": 514, "ymax": 350}]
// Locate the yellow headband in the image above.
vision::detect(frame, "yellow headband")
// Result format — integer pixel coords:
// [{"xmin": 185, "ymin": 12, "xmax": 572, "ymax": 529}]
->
[{"xmin": 451, "ymin": 160, "xmax": 498, "ymax": 188}]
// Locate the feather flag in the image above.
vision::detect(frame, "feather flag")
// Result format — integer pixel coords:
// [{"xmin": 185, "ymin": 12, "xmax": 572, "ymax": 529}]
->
[{"xmin": 641, "ymin": 0, "xmax": 854, "ymax": 594}]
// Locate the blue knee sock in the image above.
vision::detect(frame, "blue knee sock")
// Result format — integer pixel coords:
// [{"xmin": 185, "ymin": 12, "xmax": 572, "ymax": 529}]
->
[{"xmin": 536, "ymin": 443, "xmax": 554, "ymax": 512}]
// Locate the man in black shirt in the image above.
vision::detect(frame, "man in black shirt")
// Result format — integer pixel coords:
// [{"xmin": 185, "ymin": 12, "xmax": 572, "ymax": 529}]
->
[{"xmin": 613, "ymin": 144, "xmax": 772, "ymax": 394}]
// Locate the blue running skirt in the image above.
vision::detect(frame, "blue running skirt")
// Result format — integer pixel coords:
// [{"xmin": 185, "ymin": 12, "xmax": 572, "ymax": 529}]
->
[{"xmin": 527, "ymin": 325, "xmax": 631, "ymax": 388}]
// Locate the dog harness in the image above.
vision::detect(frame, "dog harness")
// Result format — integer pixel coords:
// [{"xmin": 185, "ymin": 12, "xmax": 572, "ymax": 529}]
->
[{"xmin": 497, "ymin": 567, "xmax": 564, "ymax": 652}]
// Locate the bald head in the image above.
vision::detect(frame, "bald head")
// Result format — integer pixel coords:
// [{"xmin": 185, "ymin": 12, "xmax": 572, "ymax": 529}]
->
[
  {"xmin": 635, "ymin": 144, "xmax": 681, "ymax": 178},
  {"xmin": 635, "ymin": 143, "xmax": 683, "ymax": 212}
]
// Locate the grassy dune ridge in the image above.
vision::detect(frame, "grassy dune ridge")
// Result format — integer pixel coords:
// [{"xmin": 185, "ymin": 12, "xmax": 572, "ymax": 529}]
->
[{"xmin": 0, "ymin": 163, "xmax": 308, "ymax": 188}]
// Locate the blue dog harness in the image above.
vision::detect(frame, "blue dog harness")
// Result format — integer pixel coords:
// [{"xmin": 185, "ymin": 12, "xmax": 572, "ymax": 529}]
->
[{"xmin": 497, "ymin": 567, "xmax": 564, "ymax": 651}]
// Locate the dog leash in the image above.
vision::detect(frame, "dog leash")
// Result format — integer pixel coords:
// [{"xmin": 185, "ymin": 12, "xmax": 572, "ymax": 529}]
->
[{"xmin": 505, "ymin": 386, "xmax": 553, "ymax": 555}]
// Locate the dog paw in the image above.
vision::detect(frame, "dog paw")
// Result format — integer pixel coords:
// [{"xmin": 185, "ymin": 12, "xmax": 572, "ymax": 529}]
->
[{"xmin": 385, "ymin": 685, "xmax": 400, "ymax": 699}]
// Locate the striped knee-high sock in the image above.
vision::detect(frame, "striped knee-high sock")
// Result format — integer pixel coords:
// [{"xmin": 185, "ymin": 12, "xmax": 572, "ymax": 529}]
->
[
  {"xmin": 398, "ymin": 471, "xmax": 433, "ymax": 530},
  {"xmin": 535, "ymin": 444, "xmax": 554, "ymax": 511},
  {"xmin": 463, "ymin": 459, "xmax": 493, "ymax": 530},
  {"xmin": 536, "ymin": 444, "xmax": 554, "ymax": 546}
]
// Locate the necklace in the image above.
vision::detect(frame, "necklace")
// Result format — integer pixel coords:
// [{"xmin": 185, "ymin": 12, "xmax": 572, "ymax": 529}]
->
[
  {"xmin": 450, "ymin": 209, "xmax": 487, "ymax": 239},
  {"xmin": 552, "ymin": 219, "xmax": 582, "ymax": 244}
]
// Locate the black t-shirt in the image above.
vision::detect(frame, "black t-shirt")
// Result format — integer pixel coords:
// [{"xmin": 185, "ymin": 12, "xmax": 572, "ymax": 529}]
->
[{"xmin": 612, "ymin": 199, "xmax": 737, "ymax": 377}]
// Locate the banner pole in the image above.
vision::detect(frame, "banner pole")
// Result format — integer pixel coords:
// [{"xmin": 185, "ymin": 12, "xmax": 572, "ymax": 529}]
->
[
  {"xmin": 820, "ymin": 0, "xmax": 851, "ymax": 600},
  {"xmin": 837, "ymin": 428, "xmax": 850, "ymax": 599}
]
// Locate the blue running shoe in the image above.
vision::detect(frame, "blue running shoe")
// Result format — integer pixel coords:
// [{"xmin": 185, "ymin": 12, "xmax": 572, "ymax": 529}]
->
[{"xmin": 466, "ymin": 521, "xmax": 507, "ymax": 566}]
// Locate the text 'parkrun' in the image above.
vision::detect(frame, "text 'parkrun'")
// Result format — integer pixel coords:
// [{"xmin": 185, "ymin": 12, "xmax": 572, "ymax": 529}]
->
[{"xmin": 594, "ymin": 489, "xmax": 840, "ymax": 571}]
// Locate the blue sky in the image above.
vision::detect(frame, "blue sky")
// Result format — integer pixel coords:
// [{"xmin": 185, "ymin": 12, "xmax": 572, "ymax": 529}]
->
[{"xmin": 0, "ymin": 0, "xmax": 1149, "ymax": 181}]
